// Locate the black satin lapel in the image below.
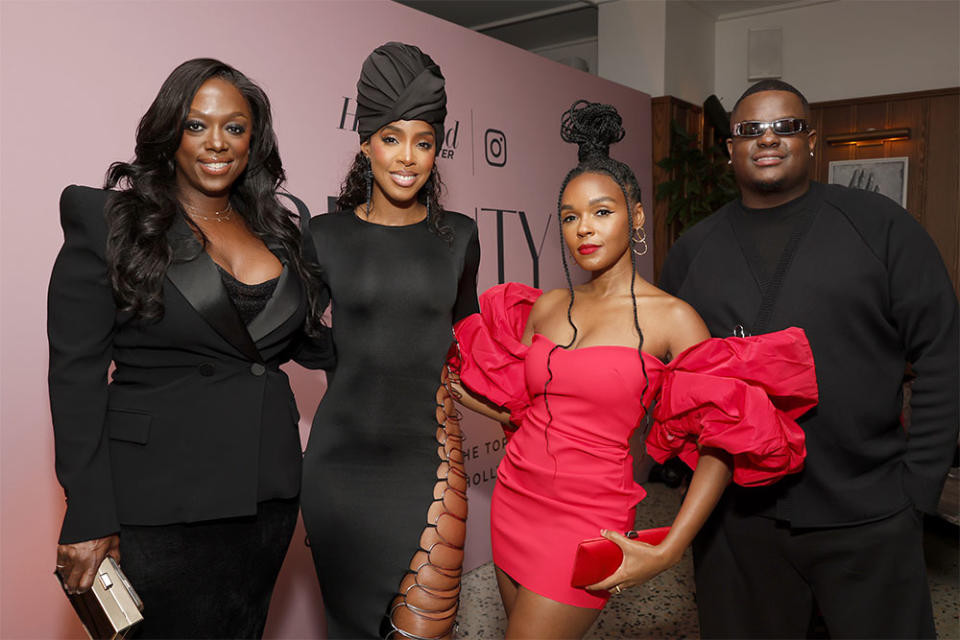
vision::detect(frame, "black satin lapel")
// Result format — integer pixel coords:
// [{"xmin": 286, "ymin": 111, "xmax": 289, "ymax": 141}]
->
[
  {"xmin": 247, "ymin": 266, "xmax": 302, "ymax": 343},
  {"xmin": 168, "ymin": 213, "xmax": 203, "ymax": 261},
  {"xmin": 166, "ymin": 257, "xmax": 264, "ymax": 363},
  {"xmin": 165, "ymin": 218, "xmax": 263, "ymax": 363}
]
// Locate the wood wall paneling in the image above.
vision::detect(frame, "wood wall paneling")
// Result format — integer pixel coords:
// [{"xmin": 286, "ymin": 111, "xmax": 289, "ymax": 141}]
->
[
  {"xmin": 886, "ymin": 96, "xmax": 924, "ymax": 217},
  {"xmin": 815, "ymin": 105, "xmax": 856, "ymax": 177},
  {"xmin": 651, "ymin": 96, "xmax": 704, "ymax": 284},
  {"xmin": 923, "ymin": 93, "xmax": 960, "ymax": 293},
  {"xmin": 810, "ymin": 87, "xmax": 959, "ymax": 295},
  {"xmin": 651, "ymin": 97, "xmax": 673, "ymax": 286}
]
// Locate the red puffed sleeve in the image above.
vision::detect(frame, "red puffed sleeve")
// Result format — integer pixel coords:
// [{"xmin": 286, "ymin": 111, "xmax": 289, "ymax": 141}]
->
[
  {"xmin": 646, "ymin": 327, "xmax": 818, "ymax": 486},
  {"xmin": 451, "ymin": 283, "xmax": 540, "ymax": 432}
]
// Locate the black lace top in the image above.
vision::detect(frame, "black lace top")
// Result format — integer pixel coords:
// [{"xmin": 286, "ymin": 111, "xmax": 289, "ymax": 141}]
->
[{"xmin": 216, "ymin": 264, "xmax": 280, "ymax": 325}]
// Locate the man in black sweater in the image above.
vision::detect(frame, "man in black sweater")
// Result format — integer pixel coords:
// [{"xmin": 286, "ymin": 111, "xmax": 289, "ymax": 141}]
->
[{"xmin": 661, "ymin": 79, "xmax": 958, "ymax": 639}]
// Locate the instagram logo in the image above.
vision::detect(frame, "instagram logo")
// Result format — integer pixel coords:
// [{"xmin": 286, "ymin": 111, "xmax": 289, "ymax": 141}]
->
[{"xmin": 484, "ymin": 128, "xmax": 507, "ymax": 167}]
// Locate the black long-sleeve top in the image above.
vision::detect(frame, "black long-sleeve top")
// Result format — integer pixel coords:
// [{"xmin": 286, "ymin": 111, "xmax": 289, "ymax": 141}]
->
[{"xmin": 661, "ymin": 181, "xmax": 959, "ymax": 527}]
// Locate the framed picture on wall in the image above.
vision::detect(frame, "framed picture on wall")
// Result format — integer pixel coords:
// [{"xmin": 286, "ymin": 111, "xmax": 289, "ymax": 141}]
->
[{"xmin": 828, "ymin": 157, "xmax": 909, "ymax": 208}]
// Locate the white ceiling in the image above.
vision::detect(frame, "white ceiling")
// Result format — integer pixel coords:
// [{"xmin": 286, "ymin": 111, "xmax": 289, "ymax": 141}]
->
[
  {"xmin": 688, "ymin": 0, "xmax": 811, "ymax": 19},
  {"xmin": 398, "ymin": 0, "xmax": 811, "ymax": 35},
  {"xmin": 399, "ymin": 0, "xmax": 584, "ymax": 29},
  {"xmin": 397, "ymin": 0, "xmax": 817, "ymax": 53}
]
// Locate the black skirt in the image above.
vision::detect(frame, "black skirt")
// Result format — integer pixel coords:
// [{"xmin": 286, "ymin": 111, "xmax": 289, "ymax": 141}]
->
[{"xmin": 118, "ymin": 497, "xmax": 299, "ymax": 639}]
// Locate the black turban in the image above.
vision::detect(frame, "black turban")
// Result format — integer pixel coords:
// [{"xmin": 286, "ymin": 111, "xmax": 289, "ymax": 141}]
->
[{"xmin": 356, "ymin": 42, "xmax": 447, "ymax": 151}]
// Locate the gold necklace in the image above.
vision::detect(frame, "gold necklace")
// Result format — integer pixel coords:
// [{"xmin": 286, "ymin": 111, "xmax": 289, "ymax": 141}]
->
[{"xmin": 182, "ymin": 200, "xmax": 234, "ymax": 223}]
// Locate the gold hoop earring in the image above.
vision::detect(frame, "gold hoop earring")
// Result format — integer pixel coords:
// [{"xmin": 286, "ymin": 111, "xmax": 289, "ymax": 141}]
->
[{"xmin": 632, "ymin": 226, "xmax": 648, "ymax": 256}]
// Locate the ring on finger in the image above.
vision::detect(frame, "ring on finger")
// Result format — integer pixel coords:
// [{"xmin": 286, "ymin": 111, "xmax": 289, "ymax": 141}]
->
[{"xmin": 612, "ymin": 584, "xmax": 623, "ymax": 595}]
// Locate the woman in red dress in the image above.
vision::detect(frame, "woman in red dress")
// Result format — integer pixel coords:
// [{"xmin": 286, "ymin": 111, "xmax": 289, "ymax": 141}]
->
[{"xmin": 450, "ymin": 101, "xmax": 817, "ymax": 638}]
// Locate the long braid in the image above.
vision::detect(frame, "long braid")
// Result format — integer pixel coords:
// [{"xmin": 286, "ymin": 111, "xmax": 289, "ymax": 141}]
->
[
  {"xmin": 542, "ymin": 173, "xmax": 581, "ymax": 473},
  {"xmin": 540, "ymin": 101, "xmax": 652, "ymax": 463},
  {"xmin": 629, "ymin": 206, "xmax": 651, "ymax": 422}
]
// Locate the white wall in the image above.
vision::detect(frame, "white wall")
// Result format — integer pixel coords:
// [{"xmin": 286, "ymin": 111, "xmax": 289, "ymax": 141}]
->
[
  {"xmin": 533, "ymin": 38, "xmax": 599, "ymax": 75},
  {"xmin": 714, "ymin": 0, "xmax": 960, "ymax": 106},
  {"xmin": 599, "ymin": 0, "xmax": 667, "ymax": 96},
  {"xmin": 596, "ymin": 0, "xmax": 715, "ymax": 106},
  {"xmin": 665, "ymin": 0, "xmax": 716, "ymax": 105}
]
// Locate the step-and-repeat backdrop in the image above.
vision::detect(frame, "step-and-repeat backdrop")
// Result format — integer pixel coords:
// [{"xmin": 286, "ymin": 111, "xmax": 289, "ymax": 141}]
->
[{"xmin": 1, "ymin": 1, "xmax": 651, "ymax": 637}]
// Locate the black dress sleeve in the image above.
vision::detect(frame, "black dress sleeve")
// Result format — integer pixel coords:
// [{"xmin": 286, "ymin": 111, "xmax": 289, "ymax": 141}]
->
[
  {"xmin": 292, "ymin": 210, "xmax": 336, "ymax": 370},
  {"xmin": 47, "ymin": 186, "xmax": 121, "ymax": 544},
  {"xmin": 452, "ymin": 221, "xmax": 480, "ymax": 324},
  {"xmin": 294, "ymin": 324, "xmax": 336, "ymax": 370}
]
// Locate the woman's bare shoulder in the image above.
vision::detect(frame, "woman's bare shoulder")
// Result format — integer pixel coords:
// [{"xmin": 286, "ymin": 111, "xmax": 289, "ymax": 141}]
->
[
  {"xmin": 531, "ymin": 287, "xmax": 570, "ymax": 315},
  {"xmin": 658, "ymin": 293, "xmax": 710, "ymax": 352},
  {"xmin": 522, "ymin": 287, "xmax": 568, "ymax": 338},
  {"xmin": 635, "ymin": 284, "xmax": 710, "ymax": 353},
  {"xmin": 660, "ymin": 292, "xmax": 701, "ymax": 325}
]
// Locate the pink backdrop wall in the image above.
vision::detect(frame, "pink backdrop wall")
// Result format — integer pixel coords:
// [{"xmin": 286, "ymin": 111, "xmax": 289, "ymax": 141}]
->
[{"xmin": 0, "ymin": 2, "xmax": 652, "ymax": 637}]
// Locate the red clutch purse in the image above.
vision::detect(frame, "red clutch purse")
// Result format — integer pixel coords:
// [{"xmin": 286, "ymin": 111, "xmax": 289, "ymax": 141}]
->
[{"xmin": 570, "ymin": 526, "xmax": 671, "ymax": 587}]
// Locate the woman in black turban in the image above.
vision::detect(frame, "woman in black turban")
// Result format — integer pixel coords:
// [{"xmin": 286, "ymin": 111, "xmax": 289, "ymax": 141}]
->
[{"xmin": 300, "ymin": 42, "xmax": 479, "ymax": 639}]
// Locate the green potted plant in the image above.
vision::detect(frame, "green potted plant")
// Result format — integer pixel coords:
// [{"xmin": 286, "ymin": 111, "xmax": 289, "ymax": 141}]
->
[{"xmin": 656, "ymin": 120, "xmax": 738, "ymax": 233}]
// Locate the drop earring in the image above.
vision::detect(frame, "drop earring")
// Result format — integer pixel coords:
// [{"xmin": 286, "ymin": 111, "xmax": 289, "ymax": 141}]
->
[
  {"xmin": 423, "ymin": 165, "xmax": 437, "ymax": 224},
  {"xmin": 632, "ymin": 226, "xmax": 648, "ymax": 256},
  {"xmin": 363, "ymin": 155, "xmax": 373, "ymax": 217}
]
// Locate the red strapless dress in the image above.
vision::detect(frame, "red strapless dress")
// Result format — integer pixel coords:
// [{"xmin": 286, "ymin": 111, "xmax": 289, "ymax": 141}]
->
[{"xmin": 452, "ymin": 283, "xmax": 818, "ymax": 609}]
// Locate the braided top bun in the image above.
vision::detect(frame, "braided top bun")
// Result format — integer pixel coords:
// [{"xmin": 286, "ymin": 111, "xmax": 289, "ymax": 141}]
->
[{"xmin": 560, "ymin": 100, "xmax": 625, "ymax": 163}]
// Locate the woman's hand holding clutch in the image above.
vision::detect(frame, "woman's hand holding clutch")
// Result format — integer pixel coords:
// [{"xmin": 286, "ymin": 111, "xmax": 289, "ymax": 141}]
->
[
  {"xmin": 584, "ymin": 529, "xmax": 683, "ymax": 594},
  {"xmin": 56, "ymin": 534, "xmax": 120, "ymax": 594}
]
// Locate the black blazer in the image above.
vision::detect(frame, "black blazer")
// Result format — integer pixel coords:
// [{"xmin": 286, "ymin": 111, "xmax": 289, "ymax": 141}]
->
[{"xmin": 48, "ymin": 185, "xmax": 330, "ymax": 544}]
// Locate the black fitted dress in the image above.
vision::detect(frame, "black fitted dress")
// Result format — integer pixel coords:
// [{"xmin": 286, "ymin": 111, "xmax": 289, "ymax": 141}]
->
[{"xmin": 302, "ymin": 210, "xmax": 479, "ymax": 639}]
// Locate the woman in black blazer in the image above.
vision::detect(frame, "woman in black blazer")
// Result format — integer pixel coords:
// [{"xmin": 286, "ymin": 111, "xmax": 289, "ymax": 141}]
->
[{"xmin": 48, "ymin": 58, "xmax": 331, "ymax": 638}]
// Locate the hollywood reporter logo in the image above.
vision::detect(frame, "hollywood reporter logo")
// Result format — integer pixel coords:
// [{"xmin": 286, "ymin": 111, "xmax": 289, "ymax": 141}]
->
[
  {"xmin": 441, "ymin": 121, "xmax": 459, "ymax": 159},
  {"xmin": 483, "ymin": 128, "xmax": 507, "ymax": 167},
  {"xmin": 337, "ymin": 97, "xmax": 460, "ymax": 159}
]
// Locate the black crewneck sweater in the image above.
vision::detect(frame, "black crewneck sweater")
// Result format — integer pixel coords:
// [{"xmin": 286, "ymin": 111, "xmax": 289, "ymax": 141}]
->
[
  {"xmin": 661, "ymin": 182, "xmax": 959, "ymax": 527},
  {"xmin": 731, "ymin": 189, "xmax": 815, "ymax": 291}
]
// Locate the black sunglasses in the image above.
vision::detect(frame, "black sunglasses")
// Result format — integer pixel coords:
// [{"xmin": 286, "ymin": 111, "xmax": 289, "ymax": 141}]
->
[{"xmin": 732, "ymin": 118, "xmax": 808, "ymax": 138}]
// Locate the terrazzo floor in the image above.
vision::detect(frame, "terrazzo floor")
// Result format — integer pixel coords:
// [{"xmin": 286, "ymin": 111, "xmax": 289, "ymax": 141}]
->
[{"xmin": 456, "ymin": 483, "xmax": 960, "ymax": 639}]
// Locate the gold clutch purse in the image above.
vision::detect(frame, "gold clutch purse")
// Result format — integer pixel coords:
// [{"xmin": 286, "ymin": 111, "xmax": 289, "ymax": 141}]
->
[{"xmin": 56, "ymin": 556, "xmax": 144, "ymax": 639}]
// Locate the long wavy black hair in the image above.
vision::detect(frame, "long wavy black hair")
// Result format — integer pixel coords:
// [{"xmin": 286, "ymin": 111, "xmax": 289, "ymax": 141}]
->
[
  {"xmin": 103, "ymin": 57, "xmax": 327, "ymax": 335},
  {"xmin": 335, "ymin": 148, "xmax": 452, "ymax": 244},
  {"xmin": 542, "ymin": 101, "xmax": 651, "ymax": 457}
]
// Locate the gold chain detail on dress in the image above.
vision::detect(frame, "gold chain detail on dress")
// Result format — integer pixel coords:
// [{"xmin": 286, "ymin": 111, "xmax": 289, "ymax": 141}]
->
[{"xmin": 385, "ymin": 362, "xmax": 467, "ymax": 640}]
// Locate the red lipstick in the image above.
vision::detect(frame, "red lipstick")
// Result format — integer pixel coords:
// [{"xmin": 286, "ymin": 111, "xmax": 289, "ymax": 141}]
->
[{"xmin": 578, "ymin": 244, "xmax": 599, "ymax": 255}]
